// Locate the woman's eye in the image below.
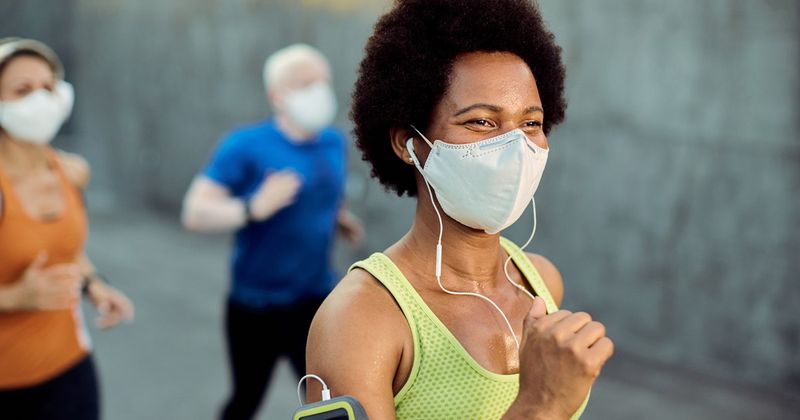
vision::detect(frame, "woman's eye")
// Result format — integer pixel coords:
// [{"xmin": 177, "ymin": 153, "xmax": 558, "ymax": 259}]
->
[
  {"xmin": 525, "ymin": 121, "xmax": 543, "ymax": 128},
  {"xmin": 467, "ymin": 119, "xmax": 494, "ymax": 127}
]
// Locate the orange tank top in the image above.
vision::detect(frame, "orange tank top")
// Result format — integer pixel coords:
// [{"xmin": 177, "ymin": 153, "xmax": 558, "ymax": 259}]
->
[{"xmin": 0, "ymin": 149, "xmax": 90, "ymax": 389}]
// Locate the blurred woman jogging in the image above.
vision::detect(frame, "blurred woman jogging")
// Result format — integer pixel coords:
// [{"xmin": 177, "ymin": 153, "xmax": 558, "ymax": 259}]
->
[{"xmin": 0, "ymin": 38, "xmax": 134, "ymax": 420}]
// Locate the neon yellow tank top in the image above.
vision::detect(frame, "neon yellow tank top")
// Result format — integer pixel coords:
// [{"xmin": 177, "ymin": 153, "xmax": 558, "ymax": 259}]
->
[{"xmin": 349, "ymin": 237, "xmax": 589, "ymax": 419}]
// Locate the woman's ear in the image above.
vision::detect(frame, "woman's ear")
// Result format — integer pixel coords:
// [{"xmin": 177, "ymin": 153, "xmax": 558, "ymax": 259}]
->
[{"xmin": 389, "ymin": 126, "xmax": 415, "ymax": 165}]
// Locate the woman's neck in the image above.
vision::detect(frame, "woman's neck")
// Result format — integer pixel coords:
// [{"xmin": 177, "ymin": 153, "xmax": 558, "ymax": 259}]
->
[
  {"xmin": 397, "ymin": 185, "xmax": 507, "ymax": 293},
  {"xmin": 0, "ymin": 134, "xmax": 50, "ymax": 173}
]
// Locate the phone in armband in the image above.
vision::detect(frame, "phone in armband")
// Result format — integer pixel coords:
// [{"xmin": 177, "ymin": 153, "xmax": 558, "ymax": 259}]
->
[{"xmin": 293, "ymin": 395, "xmax": 368, "ymax": 420}]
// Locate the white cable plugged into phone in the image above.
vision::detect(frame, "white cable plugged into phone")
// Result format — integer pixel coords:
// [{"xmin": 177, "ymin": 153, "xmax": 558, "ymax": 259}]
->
[{"xmin": 297, "ymin": 374, "xmax": 331, "ymax": 405}]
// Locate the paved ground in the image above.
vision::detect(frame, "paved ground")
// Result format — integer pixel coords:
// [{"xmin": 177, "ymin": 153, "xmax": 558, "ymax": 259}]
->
[{"xmin": 83, "ymin": 210, "xmax": 800, "ymax": 419}]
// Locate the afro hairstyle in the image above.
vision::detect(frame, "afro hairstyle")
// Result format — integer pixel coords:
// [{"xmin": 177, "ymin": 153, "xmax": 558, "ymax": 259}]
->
[{"xmin": 350, "ymin": 0, "xmax": 567, "ymax": 197}]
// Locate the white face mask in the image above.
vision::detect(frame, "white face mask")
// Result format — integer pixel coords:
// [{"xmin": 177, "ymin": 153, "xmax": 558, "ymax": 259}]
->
[
  {"xmin": 407, "ymin": 126, "xmax": 549, "ymax": 351},
  {"xmin": 282, "ymin": 81, "xmax": 337, "ymax": 135},
  {"xmin": 407, "ymin": 127, "xmax": 548, "ymax": 234},
  {"xmin": 0, "ymin": 80, "xmax": 74, "ymax": 145}
]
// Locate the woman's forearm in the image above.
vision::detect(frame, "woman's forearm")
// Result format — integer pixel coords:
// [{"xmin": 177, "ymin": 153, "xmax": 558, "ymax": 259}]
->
[
  {"xmin": 76, "ymin": 253, "xmax": 95, "ymax": 277},
  {"xmin": 0, "ymin": 284, "xmax": 21, "ymax": 311},
  {"xmin": 502, "ymin": 397, "xmax": 563, "ymax": 420},
  {"xmin": 0, "ymin": 262, "xmax": 35, "ymax": 312}
]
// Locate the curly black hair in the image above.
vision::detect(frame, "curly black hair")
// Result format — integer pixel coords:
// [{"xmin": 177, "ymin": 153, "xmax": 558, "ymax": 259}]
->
[{"xmin": 351, "ymin": 0, "xmax": 567, "ymax": 197}]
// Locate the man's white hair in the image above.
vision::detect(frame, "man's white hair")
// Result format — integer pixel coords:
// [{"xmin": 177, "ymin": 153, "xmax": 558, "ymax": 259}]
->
[{"xmin": 263, "ymin": 43, "xmax": 329, "ymax": 91}]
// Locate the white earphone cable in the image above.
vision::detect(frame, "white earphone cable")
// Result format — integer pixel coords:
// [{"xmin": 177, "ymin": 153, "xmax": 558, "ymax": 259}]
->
[
  {"xmin": 503, "ymin": 198, "xmax": 538, "ymax": 302},
  {"xmin": 421, "ymin": 175, "xmax": 526, "ymax": 351}
]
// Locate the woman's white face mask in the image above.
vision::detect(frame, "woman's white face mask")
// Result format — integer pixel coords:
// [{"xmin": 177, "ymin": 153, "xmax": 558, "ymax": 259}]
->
[
  {"xmin": 407, "ymin": 126, "xmax": 548, "ymax": 234},
  {"xmin": 0, "ymin": 80, "xmax": 74, "ymax": 145},
  {"xmin": 407, "ymin": 126, "xmax": 549, "ymax": 351}
]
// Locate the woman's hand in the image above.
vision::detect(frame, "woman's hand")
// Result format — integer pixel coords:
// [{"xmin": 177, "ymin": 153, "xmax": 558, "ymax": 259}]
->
[
  {"xmin": 0, "ymin": 252, "xmax": 81, "ymax": 312},
  {"xmin": 85, "ymin": 279, "xmax": 134, "ymax": 329},
  {"xmin": 504, "ymin": 297, "xmax": 614, "ymax": 420}
]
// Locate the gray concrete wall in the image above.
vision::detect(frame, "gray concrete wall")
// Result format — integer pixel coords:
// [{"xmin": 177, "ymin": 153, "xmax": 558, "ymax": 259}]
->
[
  {"xmin": 535, "ymin": 0, "xmax": 800, "ymax": 391},
  {"xmin": 2, "ymin": 0, "xmax": 798, "ymax": 393}
]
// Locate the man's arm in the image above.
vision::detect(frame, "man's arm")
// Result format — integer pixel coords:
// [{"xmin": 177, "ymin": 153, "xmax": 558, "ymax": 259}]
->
[
  {"xmin": 336, "ymin": 207, "xmax": 365, "ymax": 246},
  {"xmin": 182, "ymin": 170, "xmax": 303, "ymax": 233},
  {"xmin": 181, "ymin": 176, "xmax": 248, "ymax": 232}
]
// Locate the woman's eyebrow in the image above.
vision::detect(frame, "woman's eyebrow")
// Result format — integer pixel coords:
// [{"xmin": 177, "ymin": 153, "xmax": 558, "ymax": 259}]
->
[
  {"xmin": 7, "ymin": 76, "xmax": 35, "ymax": 86},
  {"xmin": 453, "ymin": 103, "xmax": 544, "ymax": 117},
  {"xmin": 525, "ymin": 105, "xmax": 544, "ymax": 114},
  {"xmin": 453, "ymin": 103, "xmax": 501, "ymax": 116}
]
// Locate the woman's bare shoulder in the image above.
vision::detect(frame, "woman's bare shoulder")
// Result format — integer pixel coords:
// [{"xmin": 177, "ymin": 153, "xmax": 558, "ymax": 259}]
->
[
  {"xmin": 310, "ymin": 267, "xmax": 408, "ymax": 352},
  {"xmin": 526, "ymin": 252, "xmax": 564, "ymax": 307},
  {"xmin": 56, "ymin": 150, "xmax": 90, "ymax": 189},
  {"xmin": 306, "ymin": 268, "xmax": 409, "ymax": 416}
]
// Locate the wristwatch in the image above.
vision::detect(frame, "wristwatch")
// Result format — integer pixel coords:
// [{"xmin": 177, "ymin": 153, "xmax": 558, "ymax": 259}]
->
[
  {"xmin": 82, "ymin": 273, "xmax": 107, "ymax": 295},
  {"xmin": 243, "ymin": 198, "xmax": 254, "ymax": 222}
]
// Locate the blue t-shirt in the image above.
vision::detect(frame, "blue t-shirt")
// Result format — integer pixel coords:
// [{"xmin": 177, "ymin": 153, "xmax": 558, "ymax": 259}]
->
[{"xmin": 203, "ymin": 119, "xmax": 346, "ymax": 309}]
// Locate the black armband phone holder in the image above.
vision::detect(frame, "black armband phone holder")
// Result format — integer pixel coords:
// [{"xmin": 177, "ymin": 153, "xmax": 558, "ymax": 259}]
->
[{"xmin": 293, "ymin": 395, "xmax": 368, "ymax": 420}]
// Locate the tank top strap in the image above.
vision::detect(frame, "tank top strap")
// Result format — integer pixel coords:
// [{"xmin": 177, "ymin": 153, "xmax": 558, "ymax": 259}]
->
[
  {"xmin": 0, "ymin": 162, "xmax": 10, "ymax": 194},
  {"xmin": 499, "ymin": 237, "xmax": 559, "ymax": 314},
  {"xmin": 44, "ymin": 148, "xmax": 83, "ymax": 207},
  {"xmin": 348, "ymin": 253, "xmax": 424, "ymax": 403},
  {"xmin": 0, "ymin": 149, "xmax": 84, "ymax": 223},
  {"xmin": 348, "ymin": 253, "xmax": 424, "ymax": 335},
  {"xmin": 0, "ymin": 160, "xmax": 21, "ymax": 216}
]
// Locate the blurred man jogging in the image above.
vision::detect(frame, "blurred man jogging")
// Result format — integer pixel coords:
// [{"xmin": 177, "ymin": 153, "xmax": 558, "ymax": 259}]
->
[{"xmin": 181, "ymin": 44, "xmax": 363, "ymax": 420}]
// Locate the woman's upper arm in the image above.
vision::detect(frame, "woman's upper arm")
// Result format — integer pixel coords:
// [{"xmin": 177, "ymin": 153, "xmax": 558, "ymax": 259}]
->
[
  {"xmin": 56, "ymin": 150, "xmax": 90, "ymax": 189},
  {"xmin": 306, "ymin": 270, "xmax": 406, "ymax": 420},
  {"xmin": 527, "ymin": 253, "xmax": 564, "ymax": 307}
]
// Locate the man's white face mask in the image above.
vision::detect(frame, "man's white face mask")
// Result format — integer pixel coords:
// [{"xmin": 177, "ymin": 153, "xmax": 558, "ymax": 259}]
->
[
  {"xmin": 0, "ymin": 80, "xmax": 74, "ymax": 145},
  {"xmin": 282, "ymin": 81, "xmax": 337, "ymax": 135},
  {"xmin": 407, "ymin": 126, "xmax": 548, "ymax": 234}
]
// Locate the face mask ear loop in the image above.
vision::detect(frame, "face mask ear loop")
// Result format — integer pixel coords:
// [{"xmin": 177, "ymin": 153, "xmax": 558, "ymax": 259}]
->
[
  {"xmin": 408, "ymin": 138, "xmax": 444, "ymax": 265},
  {"xmin": 503, "ymin": 197, "xmax": 539, "ymax": 303},
  {"xmin": 410, "ymin": 137, "xmax": 522, "ymax": 351},
  {"xmin": 55, "ymin": 81, "xmax": 75, "ymax": 120}
]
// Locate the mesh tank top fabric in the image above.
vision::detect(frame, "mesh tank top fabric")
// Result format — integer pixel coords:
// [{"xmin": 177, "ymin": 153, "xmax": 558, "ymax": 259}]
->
[{"xmin": 349, "ymin": 238, "xmax": 588, "ymax": 419}]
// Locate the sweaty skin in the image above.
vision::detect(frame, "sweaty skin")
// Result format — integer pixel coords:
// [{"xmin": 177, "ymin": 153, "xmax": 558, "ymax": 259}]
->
[{"xmin": 306, "ymin": 52, "xmax": 612, "ymax": 420}]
